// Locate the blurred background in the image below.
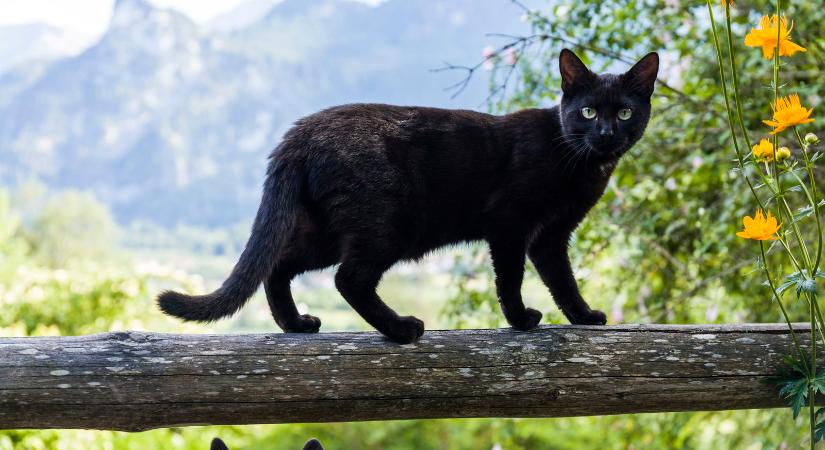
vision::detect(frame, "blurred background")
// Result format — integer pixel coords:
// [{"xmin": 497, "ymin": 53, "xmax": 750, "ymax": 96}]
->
[{"xmin": 1, "ymin": 0, "xmax": 823, "ymax": 448}]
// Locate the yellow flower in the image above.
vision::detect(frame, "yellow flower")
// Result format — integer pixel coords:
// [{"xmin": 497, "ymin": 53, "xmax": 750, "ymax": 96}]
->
[
  {"xmin": 744, "ymin": 15, "xmax": 806, "ymax": 59},
  {"xmin": 763, "ymin": 94, "xmax": 816, "ymax": 135},
  {"xmin": 751, "ymin": 138, "xmax": 774, "ymax": 161},
  {"xmin": 736, "ymin": 209, "xmax": 781, "ymax": 241},
  {"xmin": 720, "ymin": 0, "xmax": 733, "ymax": 7}
]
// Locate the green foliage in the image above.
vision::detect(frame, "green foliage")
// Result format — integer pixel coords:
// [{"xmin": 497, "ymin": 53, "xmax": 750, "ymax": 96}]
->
[{"xmin": 445, "ymin": 0, "xmax": 825, "ymax": 336}]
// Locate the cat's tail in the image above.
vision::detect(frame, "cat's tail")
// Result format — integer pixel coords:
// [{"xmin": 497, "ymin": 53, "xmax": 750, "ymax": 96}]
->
[{"xmin": 157, "ymin": 161, "xmax": 301, "ymax": 322}]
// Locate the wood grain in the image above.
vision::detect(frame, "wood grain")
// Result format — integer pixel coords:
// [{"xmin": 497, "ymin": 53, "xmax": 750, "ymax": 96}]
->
[{"xmin": 0, "ymin": 324, "xmax": 813, "ymax": 431}]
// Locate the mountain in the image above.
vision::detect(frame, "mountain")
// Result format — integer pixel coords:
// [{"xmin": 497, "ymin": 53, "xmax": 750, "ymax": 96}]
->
[
  {"xmin": 0, "ymin": 0, "xmax": 531, "ymax": 228},
  {"xmin": 0, "ymin": 23, "xmax": 95, "ymax": 73},
  {"xmin": 205, "ymin": 0, "xmax": 282, "ymax": 33}
]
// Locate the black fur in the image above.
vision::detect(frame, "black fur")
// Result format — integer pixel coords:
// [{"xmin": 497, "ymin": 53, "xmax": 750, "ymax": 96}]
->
[
  {"xmin": 210, "ymin": 437, "xmax": 324, "ymax": 450},
  {"xmin": 158, "ymin": 49, "xmax": 659, "ymax": 344},
  {"xmin": 211, "ymin": 438, "xmax": 229, "ymax": 450}
]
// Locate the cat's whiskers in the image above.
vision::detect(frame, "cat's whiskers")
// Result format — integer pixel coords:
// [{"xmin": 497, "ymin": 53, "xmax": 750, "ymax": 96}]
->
[
  {"xmin": 566, "ymin": 145, "xmax": 588, "ymax": 174},
  {"xmin": 549, "ymin": 133, "xmax": 588, "ymax": 146},
  {"xmin": 557, "ymin": 138, "xmax": 589, "ymax": 175},
  {"xmin": 551, "ymin": 137, "xmax": 585, "ymax": 173}
]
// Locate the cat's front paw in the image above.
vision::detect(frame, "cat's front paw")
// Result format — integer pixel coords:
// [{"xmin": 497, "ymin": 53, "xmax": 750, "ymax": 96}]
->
[
  {"xmin": 508, "ymin": 307, "xmax": 543, "ymax": 331},
  {"xmin": 384, "ymin": 315, "xmax": 425, "ymax": 344},
  {"xmin": 283, "ymin": 314, "xmax": 322, "ymax": 333},
  {"xmin": 567, "ymin": 308, "xmax": 607, "ymax": 325}
]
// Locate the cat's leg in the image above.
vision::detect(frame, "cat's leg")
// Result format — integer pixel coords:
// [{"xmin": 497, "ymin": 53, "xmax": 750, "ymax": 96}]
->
[
  {"xmin": 334, "ymin": 243, "xmax": 424, "ymax": 344},
  {"xmin": 527, "ymin": 228, "xmax": 607, "ymax": 325},
  {"xmin": 488, "ymin": 237, "xmax": 543, "ymax": 330},
  {"xmin": 264, "ymin": 269, "xmax": 321, "ymax": 333}
]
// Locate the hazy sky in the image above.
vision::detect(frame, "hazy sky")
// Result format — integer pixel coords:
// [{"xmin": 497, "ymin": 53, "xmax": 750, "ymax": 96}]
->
[{"xmin": 0, "ymin": 0, "xmax": 384, "ymax": 33}]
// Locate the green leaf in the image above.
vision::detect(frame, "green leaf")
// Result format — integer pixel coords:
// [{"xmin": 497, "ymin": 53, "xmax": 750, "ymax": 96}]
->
[
  {"xmin": 793, "ymin": 200, "xmax": 825, "ymax": 222},
  {"xmin": 813, "ymin": 373, "xmax": 825, "ymax": 395},
  {"xmin": 776, "ymin": 271, "xmax": 818, "ymax": 298},
  {"xmin": 816, "ymin": 416, "xmax": 825, "ymax": 443},
  {"xmin": 798, "ymin": 277, "xmax": 818, "ymax": 297}
]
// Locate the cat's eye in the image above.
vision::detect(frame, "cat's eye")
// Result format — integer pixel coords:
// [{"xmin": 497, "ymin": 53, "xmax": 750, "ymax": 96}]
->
[
  {"xmin": 618, "ymin": 108, "xmax": 633, "ymax": 120},
  {"xmin": 581, "ymin": 107, "xmax": 596, "ymax": 119}
]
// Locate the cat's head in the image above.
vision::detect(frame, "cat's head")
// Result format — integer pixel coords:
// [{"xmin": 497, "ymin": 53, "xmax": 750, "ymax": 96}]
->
[
  {"xmin": 558, "ymin": 49, "xmax": 659, "ymax": 160},
  {"xmin": 210, "ymin": 437, "xmax": 324, "ymax": 450}
]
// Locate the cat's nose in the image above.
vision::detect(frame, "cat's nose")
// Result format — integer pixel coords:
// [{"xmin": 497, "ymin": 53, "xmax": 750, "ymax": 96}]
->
[{"xmin": 599, "ymin": 126, "xmax": 614, "ymax": 137}]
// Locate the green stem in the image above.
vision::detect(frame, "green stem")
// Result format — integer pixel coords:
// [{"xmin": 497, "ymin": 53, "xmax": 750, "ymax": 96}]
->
[
  {"xmin": 780, "ymin": 194, "xmax": 813, "ymax": 268},
  {"xmin": 724, "ymin": 2, "xmax": 752, "ymax": 150},
  {"xmin": 812, "ymin": 298, "xmax": 825, "ymax": 349},
  {"xmin": 772, "ymin": 9, "xmax": 782, "ymax": 194},
  {"xmin": 811, "ymin": 294, "xmax": 817, "ymax": 450},
  {"xmin": 761, "ymin": 242, "xmax": 809, "ymax": 371},
  {"xmin": 795, "ymin": 127, "xmax": 823, "ymax": 274},
  {"xmin": 706, "ymin": 0, "xmax": 765, "ymax": 211}
]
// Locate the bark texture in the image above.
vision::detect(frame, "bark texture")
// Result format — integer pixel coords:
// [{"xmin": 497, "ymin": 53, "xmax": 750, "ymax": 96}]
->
[{"xmin": 0, "ymin": 324, "xmax": 812, "ymax": 431}]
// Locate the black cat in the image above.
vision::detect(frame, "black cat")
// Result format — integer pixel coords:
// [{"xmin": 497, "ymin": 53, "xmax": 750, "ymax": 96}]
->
[
  {"xmin": 210, "ymin": 437, "xmax": 323, "ymax": 450},
  {"xmin": 159, "ymin": 49, "xmax": 659, "ymax": 344}
]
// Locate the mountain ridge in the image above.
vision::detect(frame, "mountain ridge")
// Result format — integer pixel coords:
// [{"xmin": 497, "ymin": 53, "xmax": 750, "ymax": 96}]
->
[{"xmin": 0, "ymin": 0, "xmax": 530, "ymax": 228}]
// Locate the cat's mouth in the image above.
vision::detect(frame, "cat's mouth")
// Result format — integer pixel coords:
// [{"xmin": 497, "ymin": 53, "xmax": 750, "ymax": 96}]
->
[{"xmin": 585, "ymin": 136, "xmax": 629, "ymax": 159}]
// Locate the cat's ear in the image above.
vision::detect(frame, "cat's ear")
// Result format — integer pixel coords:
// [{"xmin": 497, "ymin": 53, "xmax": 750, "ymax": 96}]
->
[
  {"xmin": 211, "ymin": 438, "xmax": 230, "ymax": 450},
  {"xmin": 559, "ymin": 49, "xmax": 594, "ymax": 94},
  {"xmin": 622, "ymin": 52, "xmax": 659, "ymax": 98}
]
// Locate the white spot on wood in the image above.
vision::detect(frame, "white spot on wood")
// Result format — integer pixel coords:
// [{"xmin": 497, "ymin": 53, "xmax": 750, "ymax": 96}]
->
[
  {"xmin": 693, "ymin": 334, "xmax": 716, "ymax": 340},
  {"xmin": 87, "ymin": 382, "xmax": 101, "ymax": 386},
  {"xmin": 18, "ymin": 349, "xmax": 38, "ymax": 355},
  {"xmin": 143, "ymin": 357, "xmax": 171, "ymax": 364},
  {"xmin": 202, "ymin": 350, "xmax": 235, "ymax": 355},
  {"xmin": 567, "ymin": 357, "xmax": 595, "ymax": 364},
  {"xmin": 62, "ymin": 347, "xmax": 86, "ymax": 353},
  {"xmin": 106, "ymin": 367, "xmax": 125, "ymax": 372},
  {"xmin": 57, "ymin": 384, "xmax": 71, "ymax": 389},
  {"xmin": 50, "ymin": 370, "xmax": 69, "ymax": 376}
]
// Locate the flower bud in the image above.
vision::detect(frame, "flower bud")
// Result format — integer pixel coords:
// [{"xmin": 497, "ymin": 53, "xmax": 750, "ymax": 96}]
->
[
  {"xmin": 776, "ymin": 146, "xmax": 791, "ymax": 161},
  {"xmin": 805, "ymin": 133, "xmax": 820, "ymax": 146}
]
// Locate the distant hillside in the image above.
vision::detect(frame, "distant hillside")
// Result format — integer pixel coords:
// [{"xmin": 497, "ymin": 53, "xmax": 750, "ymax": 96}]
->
[{"xmin": 0, "ymin": 0, "xmax": 530, "ymax": 227}]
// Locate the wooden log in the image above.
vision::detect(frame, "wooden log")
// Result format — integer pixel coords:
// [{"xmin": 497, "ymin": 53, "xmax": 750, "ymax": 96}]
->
[{"xmin": 0, "ymin": 324, "xmax": 814, "ymax": 431}]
